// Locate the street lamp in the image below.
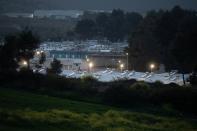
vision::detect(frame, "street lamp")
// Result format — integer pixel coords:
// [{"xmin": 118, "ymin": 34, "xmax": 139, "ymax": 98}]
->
[
  {"xmin": 126, "ymin": 53, "xmax": 128, "ymax": 70},
  {"xmin": 89, "ymin": 62, "xmax": 94, "ymax": 73},
  {"xmin": 36, "ymin": 51, "xmax": 41, "ymax": 55},
  {"xmin": 120, "ymin": 63, "xmax": 124, "ymax": 72},
  {"xmin": 150, "ymin": 64, "xmax": 155, "ymax": 72},
  {"xmin": 22, "ymin": 60, "xmax": 28, "ymax": 67},
  {"xmin": 23, "ymin": 61, "xmax": 27, "ymax": 66}
]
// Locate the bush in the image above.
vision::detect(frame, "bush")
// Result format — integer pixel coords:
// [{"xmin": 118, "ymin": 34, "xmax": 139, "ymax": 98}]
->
[
  {"xmin": 104, "ymin": 81, "xmax": 197, "ymax": 114},
  {"xmin": 103, "ymin": 84, "xmax": 132, "ymax": 106},
  {"xmin": 150, "ymin": 86, "xmax": 197, "ymax": 113},
  {"xmin": 1, "ymin": 71, "xmax": 197, "ymax": 114},
  {"xmin": 103, "ymin": 81, "xmax": 150, "ymax": 106},
  {"xmin": 81, "ymin": 75, "xmax": 98, "ymax": 83},
  {"xmin": 128, "ymin": 82, "xmax": 151, "ymax": 103},
  {"xmin": 150, "ymin": 81, "xmax": 164, "ymax": 88},
  {"xmin": 130, "ymin": 82, "xmax": 150, "ymax": 90},
  {"xmin": 189, "ymin": 72, "xmax": 197, "ymax": 85}
]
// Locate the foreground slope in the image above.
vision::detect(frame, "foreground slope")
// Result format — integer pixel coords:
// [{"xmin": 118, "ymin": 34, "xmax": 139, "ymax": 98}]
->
[{"xmin": 0, "ymin": 87, "xmax": 197, "ymax": 131}]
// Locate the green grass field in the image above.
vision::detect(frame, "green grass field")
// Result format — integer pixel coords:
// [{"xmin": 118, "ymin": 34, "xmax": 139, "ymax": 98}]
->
[{"xmin": 0, "ymin": 87, "xmax": 197, "ymax": 131}]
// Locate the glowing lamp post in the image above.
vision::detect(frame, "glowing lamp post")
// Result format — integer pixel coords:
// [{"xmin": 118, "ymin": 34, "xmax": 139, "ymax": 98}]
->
[
  {"xmin": 89, "ymin": 62, "xmax": 94, "ymax": 73},
  {"xmin": 36, "ymin": 51, "xmax": 41, "ymax": 55},
  {"xmin": 22, "ymin": 60, "xmax": 28, "ymax": 67},
  {"xmin": 120, "ymin": 63, "xmax": 124, "ymax": 72},
  {"xmin": 150, "ymin": 64, "xmax": 155, "ymax": 72},
  {"xmin": 126, "ymin": 53, "xmax": 129, "ymax": 70}
]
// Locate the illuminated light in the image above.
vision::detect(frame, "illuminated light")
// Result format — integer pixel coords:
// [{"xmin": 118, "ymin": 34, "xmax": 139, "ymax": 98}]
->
[
  {"xmin": 120, "ymin": 64, "xmax": 124, "ymax": 68},
  {"xmin": 36, "ymin": 51, "xmax": 41, "ymax": 55},
  {"xmin": 126, "ymin": 53, "xmax": 129, "ymax": 70},
  {"xmin": 23, "ymin": 60, "xmax": 28, "ymax": 66},
  {"xmin": 89, "ymin": 62, "xmax": 93, "ymax": 68},
  {"xmin": 150, "ymin": 64, "xmax": 155, "ymax": 69},
  {"xmin": 120, "ymin": 63, "xmax": 124, "ymax": 72},
  {"xmin": 88, "ymin": 62, "xmax": 94, "ymax": 73},
  {"xmin": 150, "ymin": 63, "xmax": 155, "ymax": 72}
]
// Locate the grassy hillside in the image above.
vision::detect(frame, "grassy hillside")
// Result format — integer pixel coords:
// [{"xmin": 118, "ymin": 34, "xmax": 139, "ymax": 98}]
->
[{"xmin": 0, "ymin": 87, "xmax": 197, "ymax": 131}]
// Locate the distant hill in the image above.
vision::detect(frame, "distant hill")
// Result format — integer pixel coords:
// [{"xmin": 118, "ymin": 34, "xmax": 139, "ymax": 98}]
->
[
  {"xmin": 1, "ymin": 0, "xmax": 197, "ymax": 13},
  {"xmin": 0, "ymin": 0, "xmax": 50, "ymax": 13}
]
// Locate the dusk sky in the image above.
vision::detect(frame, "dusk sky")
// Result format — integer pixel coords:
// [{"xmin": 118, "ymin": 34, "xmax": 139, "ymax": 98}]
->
[
  {"xmin": 54, "ymin": 0, "xmax": 197, "ymax": 12},
  {"xmin": 1, "ymin": 0, "xmax": 197, "ymax": 12}
]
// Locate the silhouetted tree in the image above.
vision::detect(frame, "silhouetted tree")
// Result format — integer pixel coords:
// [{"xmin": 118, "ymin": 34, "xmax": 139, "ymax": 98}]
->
[
  {"xmin": 172, "ymin": 13, "xmax": 197, "ymax": 84},
  {"xmin": 0, "ymin": 29, "xmax": 39, "ymax": 72},
  {"xmin": 124, "ymin": 12, "xmax": 143, "ymax": 35},
  {"xmin": 16, "ymin": 29, "xmax": 40, "ymax": 69},
  {"xmin": 106, "ymin": 9, "xmax": 125, "ymax": 42},
  {"xmin": 96, "ymin": 12, "xmax": 109, "ymax": 38},
  {"xmin": 39, "ymin": 52, "xmax": 46, "ymax": 65},
  {"xmin": 128, "ymin": 6, "xmax": 197, "ymax": 72},
  {"xmin": 47, "ymin": 58, "xmax": 62, "ymax": 75},
  {"xmin": 75, "ymin": 10, "xmax": 142, "ymax": 42},
  {"xmin": 128, "ymin": 10, "xmax": 162, "ymax": 71},
  {"xmin": 0, "ymin": 35, "xmax": 18, "ymax": 73},
  {"xmin": 189, "ymin": 66, "xmax": 197, "ymax": 85},
  {"xmin": 66, "ymin": 30, "xmax": 76, "ymax": 41},
  {"xmin": 75, "ymin": 19, "xmax": 97, "ymax": 40}
]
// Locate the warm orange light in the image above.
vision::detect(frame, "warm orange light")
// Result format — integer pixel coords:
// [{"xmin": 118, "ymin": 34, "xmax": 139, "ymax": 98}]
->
[
  {"xmin": 36, "ymin": 51, "xmax": 40, "ymax": 55},
  {"xmin": 150, "ymin": 64, "xmax": 155, "ymax": 69},
  {"xmin": 89, "ymin": 62, "xmax": 93, "ymax": 68},
  {"xmin": 120, "ymin": 64, "xmax": 124, "ymax": 68},
  {"xmin": 23, "ymin": 60, "xmax": 28, "ymax": 66}
]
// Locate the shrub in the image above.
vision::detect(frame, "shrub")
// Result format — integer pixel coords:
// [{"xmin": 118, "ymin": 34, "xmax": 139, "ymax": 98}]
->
[
  {"xmin": 189, "ymin": 72, "xmax": 197, "ymax": 85},
  {"xmin": 103, "ymin": 84, "xmax": 132, "ymax": 106},
  {"xmin": 81, "ymin": 75, "xmax": 98, "ymax": 83},
  {"xmin": 128, "ymin": 82, "xmax": 151, "ymax": 103},
  {"xmin": 129, "ymin": 82, "xmax": 150, "ymax": 90},
  {"xmin": 150, "ymin": 81, "xmax": 164, "ymax": 88},
  {"xmin": 145, "ymin": 85, "xmax": 197, "ymax": 115}
]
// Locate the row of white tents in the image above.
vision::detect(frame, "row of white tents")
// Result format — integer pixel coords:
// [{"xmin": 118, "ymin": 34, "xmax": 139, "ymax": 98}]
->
[{"xmin": 60, "ymin": 69, "xmax": 189, "ymax": 85}]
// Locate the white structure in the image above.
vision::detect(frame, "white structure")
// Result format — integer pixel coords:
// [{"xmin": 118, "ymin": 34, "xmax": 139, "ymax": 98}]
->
[
  {"xmin": 60, "ymin": 69, "xmax": 189, "ymax": 86},
  {"xmin": 3, "ymin": 13, "xmax": 34, "ymax": 18},
  {"xmin": 34, "ymin": 10, "xmax": 83, "ymax": 19}
]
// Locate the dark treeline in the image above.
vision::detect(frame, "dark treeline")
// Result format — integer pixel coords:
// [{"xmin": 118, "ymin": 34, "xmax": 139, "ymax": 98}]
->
[
  {"xmin": 75, "ymin": 9, "xmax": 143, "ymax": 41},
  {"xmin": 0, "ymin": 16, "xmax": 76, "ymax": 41},
  {"xmin": 127, "ymin": 6, "xmax": 197, "ymax": 73},
  {"xmin": 0, "ymin": 71, "xmax": 197, "ymax": 115},
  {"xmin": 75, "ymin": 6, "xmax": 197, "ymax": 75},
  {"xmin": 0, "ymin": 9, "xmax": 142, "ymax": 42}
]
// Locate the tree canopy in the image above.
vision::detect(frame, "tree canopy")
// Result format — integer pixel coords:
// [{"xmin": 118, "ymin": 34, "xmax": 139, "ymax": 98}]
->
[
  {"xmin": 0, "ymin": 29, "xmax": 40, "ymax": 73},
  {"xmin": 75, "ymin": 9, "xmax": 143, "ymax": 41},
  {"xmin": 47, "ymin": 58, "xmax": 63, "ymax": 75},
  {"xmin": 128, "ymin": 6, "xmax": 197, "ymax": 72}
]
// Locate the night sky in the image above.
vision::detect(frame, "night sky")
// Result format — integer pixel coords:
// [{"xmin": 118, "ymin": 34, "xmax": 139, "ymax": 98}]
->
[
  {"xmin": 0, "ymin": 0, "xmax": 197, "ymax": 12},
  {"xmin": 54, "ymin": 0, "xmax": 197, "ymax": 12}
]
